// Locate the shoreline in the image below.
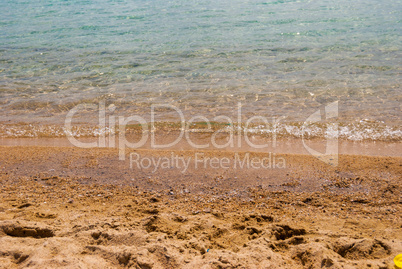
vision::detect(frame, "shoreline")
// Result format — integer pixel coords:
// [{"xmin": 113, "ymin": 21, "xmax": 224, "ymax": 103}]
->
[
  {"xmin": 1, "ymin": 120, "xmax": 401, "ymax": 142},
  {"xmin": 1, "ymin": 135, "xmax": 402, "ymax": 157},
  {"xmin": 0, "ymin": 145, "xmax": 401, "ymax": 268}
]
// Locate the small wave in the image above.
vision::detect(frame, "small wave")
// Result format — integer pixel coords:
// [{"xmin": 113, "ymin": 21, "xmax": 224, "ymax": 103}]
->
[
  {"xmin": 0, "ymin": 121, "xmax": 400, "ymax": 142},
  {"xmin": 242, "ymin": 122, "xmax": 401, "ymax": 141},
  {"xmin": 0, "ymin": 124, "xmax": 114, "ymax": 138}
]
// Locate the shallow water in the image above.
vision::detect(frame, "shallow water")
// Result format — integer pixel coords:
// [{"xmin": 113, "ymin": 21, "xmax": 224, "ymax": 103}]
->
[
  {"xmin": 1, "ymin": 135, "xmax": 401, "ymax": 157},
  {"xmin": 1, "ymin": 0, "xmax": 401, "ymax": 139}
]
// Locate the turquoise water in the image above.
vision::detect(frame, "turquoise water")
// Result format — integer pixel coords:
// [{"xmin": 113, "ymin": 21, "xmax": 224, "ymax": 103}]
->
[{"xmin": 0, "ymin": 0, "xmax": 401, "ymax": 130}]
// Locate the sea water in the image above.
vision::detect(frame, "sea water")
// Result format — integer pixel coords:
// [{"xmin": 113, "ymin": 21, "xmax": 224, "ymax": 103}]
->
[{"xmin": 0, "ymin": 0, "xmax": 401, "ymax": 140}]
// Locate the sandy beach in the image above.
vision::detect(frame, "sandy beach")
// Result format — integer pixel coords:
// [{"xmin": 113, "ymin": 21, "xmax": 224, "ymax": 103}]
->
[
  {"xmin": 0, "ymin": 145, "xmax": 400, "ymax": 268},
  {"xmin": 2, "ymin": 0, "xmax": 402, "ymax": 267}
]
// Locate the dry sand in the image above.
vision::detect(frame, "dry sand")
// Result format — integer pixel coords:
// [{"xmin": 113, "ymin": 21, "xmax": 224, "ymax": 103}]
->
[{"xmin": 0, "ymin": 146, "xmax": 401, "ymax": 268}]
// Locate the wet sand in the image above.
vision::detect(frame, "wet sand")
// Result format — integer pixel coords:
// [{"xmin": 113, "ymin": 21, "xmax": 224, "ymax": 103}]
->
[{"xmin": 0, "ymin": 145, "xmax": 401, "ymax": 268}]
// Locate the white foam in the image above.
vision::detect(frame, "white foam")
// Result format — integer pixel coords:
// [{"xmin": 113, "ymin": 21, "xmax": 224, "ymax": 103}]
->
[{"xmin": 0, "ymin": 121, "xmax": 401, "ymax": 142}]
